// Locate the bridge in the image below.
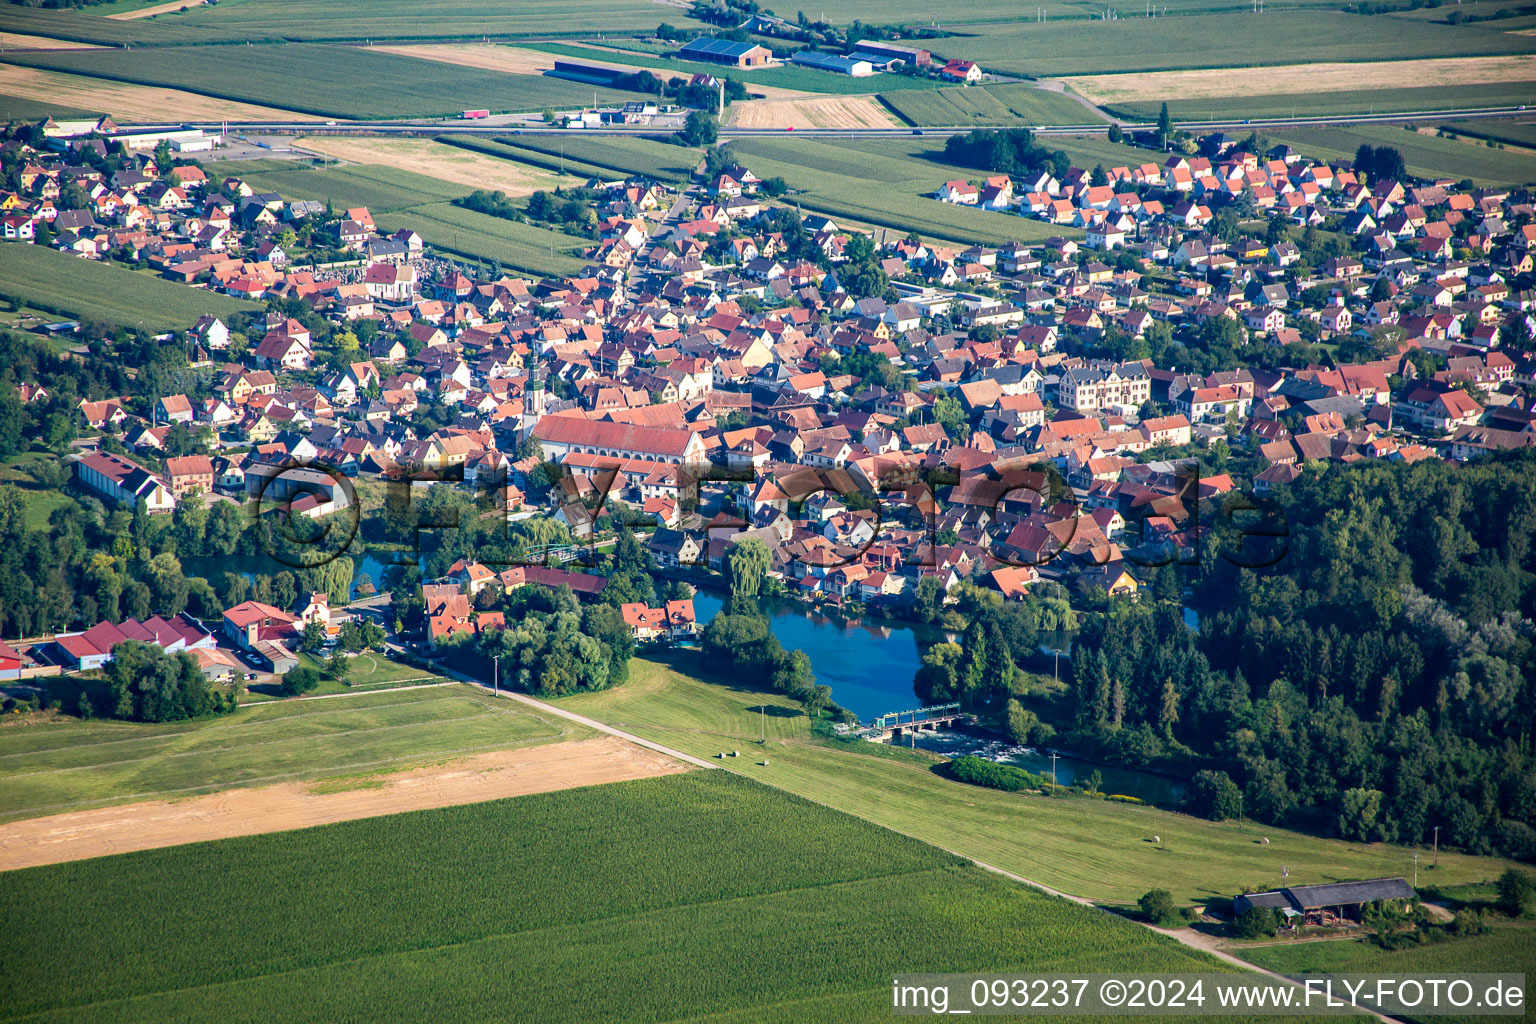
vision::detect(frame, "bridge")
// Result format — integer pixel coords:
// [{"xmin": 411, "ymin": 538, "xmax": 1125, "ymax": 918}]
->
[{"xmin": 861, "ymin": 703, "xmax": 966, "ymax": 741}]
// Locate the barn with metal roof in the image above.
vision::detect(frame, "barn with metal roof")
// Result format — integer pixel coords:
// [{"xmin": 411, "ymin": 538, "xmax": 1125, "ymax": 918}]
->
[{"xmin": 679, "ymin": 37, "xmax": 773, "ymax": 67}]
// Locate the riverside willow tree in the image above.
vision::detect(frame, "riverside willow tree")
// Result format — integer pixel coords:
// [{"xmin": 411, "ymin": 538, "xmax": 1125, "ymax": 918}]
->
[
  {"xmin": 1061, "ymin": 452, "xmax": 1536, "ymax": 861},
  {"xmin": 726, "ymin": 537, "xmax": 771, "ymax": 604}
]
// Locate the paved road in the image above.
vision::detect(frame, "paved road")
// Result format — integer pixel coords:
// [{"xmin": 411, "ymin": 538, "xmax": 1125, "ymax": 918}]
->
[{"xmin": 122, "ymin": 104, "xmax": 1534, "ymax": 140}]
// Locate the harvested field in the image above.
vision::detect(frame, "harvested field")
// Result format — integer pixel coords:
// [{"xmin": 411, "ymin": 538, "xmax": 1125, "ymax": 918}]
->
[
  {"xmin": 0, "ymin": 63, "xmax": 321, "ymax": 122},
  {"xmin": 1066, "ymin": 54, "xmax": 1536, "ymax": 104},
  {"xmin": 107, "ymin": 0, "xmax": 211, "ymax": 18},
  {"xmin": 0, "ymin": 32, "xmax": 101, "ymax": 48},
  {"xmin": 0, "ymin": 735, "xmax": 687, "ymax": 870},
  {"xmin": 369, "ymin": 42, "xmax": 576, "ymax": 77},
  {"xmin": 292, "ymin": 136, "xmax": 578, "ymax": 195},
  {"xmin": 729, "ymin": 94, "xmax": 899, "ymax": 130}
]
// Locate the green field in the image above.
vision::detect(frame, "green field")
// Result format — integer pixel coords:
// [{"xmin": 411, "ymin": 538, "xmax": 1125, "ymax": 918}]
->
[
  {"xmin": 724, "ymin": 134, "xmax": 1080, "ymax": 244},
  {"xmin": 525, "ymin": 41, "xmax": 945, "ymax": 95},
  {"xmin": 0, "ymin": 44, "xmax": 649, "ymax": 119},
  {"xmin": 436, "ymin": 135, "xmax": 619, "ymax": 181},
  {"xmin": 880, "ymin": 82, "xmax": 1100, "ymax": 125},
  {"xmin": 489, "ymin": 133, "xmax": 701, "ymax": 181},
  {"xmin": 0, "ymin": 685, "xmax": 575, "ymax": 823},
  {"xmin": 0, "ymin": 770, "xmax": 1253, "ymax": 1023},
  {"xmin": 1440, "ymin": 117, "xmax": 1536, "ymax": 147},
  {"xmin": 1239, "ymin": 928, "xmax": 1536, "ymax": 1024},
  {"xmin": 1109, "ymin": 81, "xmax": 1536, "ymax": 121},
  {"xmin": 211, "ymin": 160, "xmax": 591, "ymax": 275},
  {"xmin": 1271, "ymin": 124, "xmax": 1536, "ymax": 183},
  {"xmin": 0, "ymin": 5, "xmax": 231, "ymax": 45},
  {"xmin": 939, "ymin": 12, "xmax": 1536, "ymax": 76},
  {"xmin": 0, "ymin": 243, "xmax": 261, "ymax": 330},
  {"xmin": 169, "ymin": 0, "xmax": 705, "ymax": 41},
  {"xmin": 0, "ymin": 92, "xmax": 102, "ymax": 122},
  {"xmin": 553, "ymin": 655, "xmax": 1516, "ymax": 905}
]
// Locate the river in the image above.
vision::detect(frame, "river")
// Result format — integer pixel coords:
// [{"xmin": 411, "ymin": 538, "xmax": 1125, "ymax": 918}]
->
[{"xmin": 689, "ymin": 590, "xmax": 1186, "ymax": 805}]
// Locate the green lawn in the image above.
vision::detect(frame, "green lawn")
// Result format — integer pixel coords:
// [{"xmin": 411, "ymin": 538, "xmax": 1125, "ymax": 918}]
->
[
  {"xmin": 0, "ymin": 243, "xmax": 261, "ymax": 330},
  {"xmin": 1270, "ymin": 125, "xmax": 1536, "ymax": 184},
  {"xmin": 1108, "ymin": 82, "xmax": 1536, "ymax": 121},
  {"xmin": 941, "ymin": 11, "xmax": 1536, "ymax": 76},
  {"xmin": 0, "ymin": 685, "xmax": 576, "ymax": 823},
  {"xmin": 880, "ymin": 83, "xmax": 1100, "ymax": 126},
  {"xmin": 0, "ymin": 44, "xmax": 651, "ymax": 119},
  {"xmin": 553, "ymin": 655, "xmax": 1517, "ymax": 906},
  {"xmin": 0, "ymin": 770, "xmax": 1256, "ymax": 1024},
  {"xmin": 211, "ymin": 159, "xmax": 591, "ymax": 276},
  {"xmin": 525, "ymin": 41, "xmax": 945, "ymax": 95}
]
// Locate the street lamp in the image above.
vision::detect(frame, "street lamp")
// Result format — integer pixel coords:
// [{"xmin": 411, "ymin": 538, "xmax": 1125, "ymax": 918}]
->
[
  {"xmin": 492, "ymin": 653, "xmax": 499, "ymax": 697},
  {"xmin": 1049, "ymin": 751, "xmax": 1060, "ymax": 794}
]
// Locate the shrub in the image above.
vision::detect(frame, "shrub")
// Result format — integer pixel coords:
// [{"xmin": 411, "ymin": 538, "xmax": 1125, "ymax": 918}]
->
[
  {"xmin": 1495, "ymin": 869, "xmax": 1536, "ymax": 918},
  {"xmin": 945, "ymin": 755, "xmax": 1044, "ymax": 793},
  {"xmin": 280, "ymin": 666, "xmax": 322, "ymax": 697},
  {"xmin": 1185, "ymin": 769, "xmax": 1242, "ymax": 821},
  {"xmin": 1138, "ymin": 888, "xmax": 1181, "ymax": 926},
  {"xmin": 1232, "ymin": 905, "xmax": 1278, "ymax": 939}
]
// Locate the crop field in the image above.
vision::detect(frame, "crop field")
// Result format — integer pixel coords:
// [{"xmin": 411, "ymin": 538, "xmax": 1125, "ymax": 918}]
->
[
  {"xmin": 553, "ymin": 656, "xmax": 1517, "ymax": 905},
  {"xmin": 489, "ymin": 133, "xmax": 700, "ymax": 181},
  {"xmin": 168, "ymin": 0, "xmax": 706, "ymax": 41},
  {"xmin": 524, "ymin": 41, "xmax": 946, "ymax": 95},
  {"xmin": 0, "ymin": 62, "xmax": 321, "ymax": 124},
  {"xmin": 0, "ymin": 5, "xmax": 224, "ymax": 45},
  {"xmin": 292, "ymin": 137, "xmax": 578, "ymax": 196},
  {"xmin": 0, "ymin": 91, "xmax": 101, "ymax": 121},
  {"xmin": 938, "ymin": 12, "xmax": 1536, "ymax": 77},
  {"xmin": 766, "ymin": 0, "xmax": 1346, "ymax": 22},
  {"xmin": 1270, "ymin": 124, "xmax": 1536, "ymax": 183},
  {"xmin": 1110, "ymin": 82, "xmax": 1536, "ymax": 120},
  {"xmin": 0, "ymin": 44, "xmax": 649, "ymax": 119},
  {"xmin": 729, "ymin": 95, "xmax": 901, "ymax": 129},
  {"xmin": 0, "ymin": 771, "xmax": 1250, "ymax": 1023},
  {"xmin": 1441, "ymin": 117, "xmax": 1536, "ymax": 146},
  {"xmin": 880, "ymin": 83, "xmax": 1099, "ymax": 125},
  {"xmin": 0, "ymin": 244, "xmax": 261, "ymax": 329},
  {"xmin": 436, "ymin": 135, "xmax": 619, "ymax": 181},
  {"xmin": 218, "ymin": 160, "xmax": 467, "ymax": 213},
  {"xmin": 0, "ymin": 685, "xmax": 576, "ymax": 823}
]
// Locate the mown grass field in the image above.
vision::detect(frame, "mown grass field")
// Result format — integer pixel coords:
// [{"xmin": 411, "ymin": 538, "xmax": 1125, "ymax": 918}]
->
[
  {"xmin": 0, "ymin": 771, "xmax": 1252, "ymax": 1024},
  {"xmin": 0, "ymin": 44, "xmax": 649, "ymax": 119},
  {"xmin": 437, "ymin": 135, "xmax": 618, "ymax": 181},
  {"xmin": 525, "ymin": 41, "xmax": 945, "ymax": 95},
  {"xmin": 170, "ymin": 0, "xmax": 706, "ymax": 41},
  {"xmin": 880, "ymin": 83, "xmax": 1098, "ymax": 125},
  {"xmin": 942, "ymin": 12, "xmax": 1536, "ymax": 76},
  {"xmin": 0, "ymin": 685, "xmax": 574, "ymax": 823},
  {"xmin": 554, "ymin": 655, "xmax": 1517, "ymax": 906},
  {"xmin": 1109, "ymin": 81, "xmax": 1536, "ymax": 120},
  {"xmin": 212, "ymin": 159, "xmax": 590, "ymax": 275},
  {"xmin": 1271, "ymin": 124, "xmax": 1536, "ymax": 183},
  {"xmin": 0, "ymin": 243, "xmax": 260, "ymax": 329},
  {"xmin": 1239, "ymin": 927, "xmax": 1536, "ymax": 1024}
]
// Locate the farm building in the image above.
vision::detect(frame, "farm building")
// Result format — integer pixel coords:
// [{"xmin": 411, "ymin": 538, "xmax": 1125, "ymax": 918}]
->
[
  {"xmin": 848, "ymin": 40, "xmax": 930, "ymax": 66},
  {"xmin": 789, "ymin": 51, "xmax": 875, "ymax": 76},
  {"xmin": 679, "ymin": 37, "xmax": 774, "ymax": 67},
  {"xmin": 1233, "ymin": 877, "xmax": 1415, "ymax": 926},
  {"xmin": 73, "ymin": 451, "xmax": 176, "ymax": 514}
]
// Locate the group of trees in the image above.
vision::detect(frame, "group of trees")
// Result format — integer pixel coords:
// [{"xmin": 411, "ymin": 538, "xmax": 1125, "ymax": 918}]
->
[
  {"xmin": 702, "ymin": 611, "xmax": 834, "ymax": 718},
  {"xmin": 943, "ymin": 128, "xmax": 1070, "ymax": 181},
  {"xmin": 1353, "ymin": 144, "xmax": 1408, "ymax": 183},
  {"xmin": 73, "ymin": 640, "xmax": 237, "ymax": 723},
  {"xmin": 1051, "ymin": 453, "xmax": 1536, "ymax": 861}
]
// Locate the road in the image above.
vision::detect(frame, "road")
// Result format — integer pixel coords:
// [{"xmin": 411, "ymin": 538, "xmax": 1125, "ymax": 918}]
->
[{"xmin": 121, "ymin": 104, "xmax": 1534, "ymax": 140}]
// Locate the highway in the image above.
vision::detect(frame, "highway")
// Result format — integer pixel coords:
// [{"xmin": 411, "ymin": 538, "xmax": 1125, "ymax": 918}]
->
[{"xmin": 120, "ymin": 104, "xmax": 1532, "ymax": 140}]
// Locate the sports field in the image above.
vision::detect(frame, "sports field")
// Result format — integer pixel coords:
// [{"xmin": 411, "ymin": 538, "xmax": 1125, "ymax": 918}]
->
[
  {"xmin": 0, "ymin": 243, "xmax": 261, "ymax": 329},
  {"xmin": 553, "ymin": 655, "xmax": 1517, "ymax": 905},
  {"xmin": 1, "ymin": 44, "xmax": 650, "ymax": 119},
  {"xmin": 0, "ymin": 685, "xmax": 580, "ymax": 824},
  {"xmin": 0, "ymin": 771, "xmax": 1248, "ymax": 1023}
]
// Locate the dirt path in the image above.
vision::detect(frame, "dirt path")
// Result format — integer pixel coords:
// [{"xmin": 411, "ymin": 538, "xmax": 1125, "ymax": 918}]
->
[
  {"xmin": 1065, "ymin": 55, "xmax": 1536, "ymax": 105},
  {"xmin": 107, "ymin": 0, "xmax": 210, "ymax": 19},
  {"xmin": 0, "ymin": 736, "xmax": 688, "ymax": 870}
]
